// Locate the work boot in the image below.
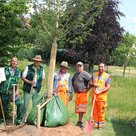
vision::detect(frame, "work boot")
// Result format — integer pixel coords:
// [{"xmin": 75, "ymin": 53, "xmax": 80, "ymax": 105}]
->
[
  {"xmin": 93, "ymin": 122, "xmax": 99, "ymax": 129},
  {"xmin": 98, "ymin": 122, "xmax": 104, "ymax": 129},
  {"xmin": 15, "ymin": 119, "xmax": 23, "ymax": 125},
  {"xmin": 76, "ymin": 121, "xmax": 83, "ymax": 129}
]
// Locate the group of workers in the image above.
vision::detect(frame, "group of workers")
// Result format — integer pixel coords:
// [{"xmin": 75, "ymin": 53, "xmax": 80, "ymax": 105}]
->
[
  {"xmin": 0, "ymin": 55, "xmax": 111, "ymax": 130},
  {"xmin": 0, "ymin": 55, "xmax": 45, "ymax": 125},
  {"xmin": 53, "ymin": 60, "xmax": 111, "ymax": 129}
]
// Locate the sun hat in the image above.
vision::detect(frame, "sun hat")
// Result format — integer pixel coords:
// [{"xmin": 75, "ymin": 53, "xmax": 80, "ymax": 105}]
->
[
  {"xmin": 60, "ymin": 61, "xmax": 68, "ymax": 69},
  {"xmin": 32, "ymin": 55, "xmax": 43, "ymax": 62}
]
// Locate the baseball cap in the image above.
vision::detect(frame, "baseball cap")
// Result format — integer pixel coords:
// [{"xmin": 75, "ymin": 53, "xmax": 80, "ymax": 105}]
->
[{"xmin": 76, "ymin": 62, "xmax": 83, "ymax": 66}]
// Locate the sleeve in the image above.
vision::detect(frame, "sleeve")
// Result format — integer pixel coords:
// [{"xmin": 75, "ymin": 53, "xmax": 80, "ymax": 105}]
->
[
  {"xmin": 42, "ymin": 69, "xmax": 45, "ymax": 79},
  {"xmin": 84, "ymin": 71, "xmax": 91, "ymax": 81},
  {"xmin": 68, "ymin": 75, "xmax": 72, "ymax": 93},
  {"xmin": 22, "ymin": 66, "xmax": 28, "ymax": 78},
  {"xmin": 53, "ymin": 73, "xmax": 58, "ymax": 92},
  {"xmin": 106, "ymin": 77, "xmax": 111, "ymax": 84}
]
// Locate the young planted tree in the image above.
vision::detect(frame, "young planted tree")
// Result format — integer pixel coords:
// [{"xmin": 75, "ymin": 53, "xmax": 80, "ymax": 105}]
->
[{"xmin": 26, "ymin": 0, "xmax": 106, "ymax": 96}]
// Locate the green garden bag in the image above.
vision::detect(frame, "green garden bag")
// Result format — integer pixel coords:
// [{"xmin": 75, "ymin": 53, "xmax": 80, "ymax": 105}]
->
[
  {"xmin": 27, "ymin": 94, "xmax": 46, "ymax": 125},
  {"xmin": 44, "ymin": 96, "xmax": 69, "ymax": 127}
]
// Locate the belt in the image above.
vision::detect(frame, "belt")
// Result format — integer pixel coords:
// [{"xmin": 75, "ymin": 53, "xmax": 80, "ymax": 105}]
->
[{"xmin": 33, "ymin": 86, "xmax": 37, "ymax": 89}]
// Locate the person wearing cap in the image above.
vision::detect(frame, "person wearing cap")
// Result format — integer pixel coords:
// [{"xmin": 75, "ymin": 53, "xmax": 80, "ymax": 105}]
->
[
  {"xmin": 0, "ymin": 57, "xmax": 23, "ymax": 125},
  {"xmin": 72, "ymin": 62, "xmax": 91, "ymax": 129},
  {"xmin": 22, "ymin": 55, "xmax": 45, "ymax": 120},
  {"xmin": 90, "ymin": 63, "xmax": 111, "ymax": 129},
  {"xmin": 53, "ymin": 61, "xmax": 73, "ymax": 106}
]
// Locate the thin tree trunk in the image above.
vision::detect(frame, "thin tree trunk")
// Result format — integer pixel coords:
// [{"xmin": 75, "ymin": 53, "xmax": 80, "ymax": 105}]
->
[
  {"xmin": 89, "ymin": 62, "xmax": 94, "ymax": 74},
  {"xmin": 123, "ymin": 64, "xmax": 127, "ymax": 77},
  {"xmin": 47, "ymin": 0, "xmax": 60, "ymax": 98},
  {"xmin": 129, "ymin": 66, "xmax": 131, "ymax": 77}
]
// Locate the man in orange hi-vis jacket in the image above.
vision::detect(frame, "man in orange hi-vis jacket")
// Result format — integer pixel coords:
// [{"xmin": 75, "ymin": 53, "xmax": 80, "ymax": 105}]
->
[
  {"xmin": 72, "ymin": 62, "xmax": 91, "ymax": 129},
  {"xmin": 90, "ymin": 63, "xmax": 111, "ymax": 129}
]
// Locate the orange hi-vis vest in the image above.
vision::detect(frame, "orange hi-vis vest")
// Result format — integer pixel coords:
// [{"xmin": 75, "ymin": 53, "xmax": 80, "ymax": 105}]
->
[
  {"xmin": 56, "ymin": 72, "xmax": 69, "ymax": 105},
  {"xmin": 92, "ymin": 72, "xmax": 109, "ymax": 101}
]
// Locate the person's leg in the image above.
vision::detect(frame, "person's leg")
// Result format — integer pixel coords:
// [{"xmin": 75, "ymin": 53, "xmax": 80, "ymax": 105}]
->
[
  {"xmin": 0, "ymin": 94, "xmax": 9, "ymax": 118},
  {"xmin": 15, "ymin": 96, "xmax": 23, "ymax": 125},
  {"xmin": 75, "ymin": 92, "xmax": 88, "ymax": 129},
  {"xmin": 32, "ymin": 89, "xmax": 40, "ymax": 106},
  {"xmin": 78, "ymin": 112, "xmax": 84, "ymax": 122},
  {"xmin": 58, "ymin": 91, "xmax": 67, "ymax": 106},
  {"xmin": 98, "ymin": 101, "xmax": 107, "ymax": 129},
  {"xmin": 93, "ymin": 101, "xmax": 99, "ymax": 128},
  {"xmin": 22, "ymin": 91, "xmax": 30, "ymax": 122}
]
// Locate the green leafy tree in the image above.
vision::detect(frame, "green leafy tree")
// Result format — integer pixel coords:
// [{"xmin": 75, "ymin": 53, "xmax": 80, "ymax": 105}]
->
[
  {"xmin": 61, "ymin": 0, "xmax": 124, "ymax": 72},
  {"xmin": 25, "ymin": 0, "xmax": 106, "ymax": 97},
  {"xmin": 0, "ymin": 0, "xmax": 27, "ymax": 65},
  {"xmin": 111, "ymin": 32, "xmax": 136, "ymax": 76}
]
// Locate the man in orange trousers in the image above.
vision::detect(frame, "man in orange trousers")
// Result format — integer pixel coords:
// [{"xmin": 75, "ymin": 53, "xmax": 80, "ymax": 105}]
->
[{"xmin": 90, "ymin": 63, "xmax": 111, "ymax": 129}]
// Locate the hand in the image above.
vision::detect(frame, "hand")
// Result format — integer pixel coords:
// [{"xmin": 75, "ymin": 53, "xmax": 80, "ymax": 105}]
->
[
  {"xmin": 15, "ymin": 90, "xmax": 19, "ymax": 95},
  {"xmin": 29, "ymin": 80, "xmax": 35, "ymax": 85},
  {"xmin": 53, "ymin": 92, "xmax": 59, "ymax": 96},
  {"xmin": 94, "ymin": 89, "xmax": 102, "ymax": 94},
  {"xmin": 69, "ymin": 93, "xmax": 73, "ymax": 101},
  {"xmin": 93, "ymin": 83, "xmax": 99, "ymax": 87}
]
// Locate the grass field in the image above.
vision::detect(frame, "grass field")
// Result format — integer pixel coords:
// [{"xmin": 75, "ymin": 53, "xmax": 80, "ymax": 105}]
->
[{"xmin": 18, "ymin": 60, "xmax": 136, "ymax": 136}]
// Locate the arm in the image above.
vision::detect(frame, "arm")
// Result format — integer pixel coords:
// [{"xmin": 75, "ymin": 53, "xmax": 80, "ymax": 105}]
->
[
  {"xmin": 53, "ymin": 73, "xmax": 58, "ymax": 93},
  {"xmin": 68, "ymin": 75, "xmax": 73, "ymax": 101},
  {"xmin": 95, "ymin": 83, "xmax": 110, "ymax": 94},
  {"xmin": 22, "ymin": 67, "xmax": 34, "ymax": 85},
  {"xmin": 41, "ymin": 69, "xmax": 45, "ymax": 85},
  {"xmin": 95, "ymin": 77, "xmax": 111, "ymax": 94}
]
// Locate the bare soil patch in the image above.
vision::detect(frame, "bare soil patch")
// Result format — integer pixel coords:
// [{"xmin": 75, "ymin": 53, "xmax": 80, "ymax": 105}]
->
[{"xmin": 0, "ymin": 122, "xmax": 88, "ymax": 136}]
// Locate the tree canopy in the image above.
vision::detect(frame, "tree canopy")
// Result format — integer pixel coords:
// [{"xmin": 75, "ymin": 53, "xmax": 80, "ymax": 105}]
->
[
  {"xmin": 60, "ymin": 0, "xmax": 124, "ymax": 71},
  {"xmin": 0, "ymin": 0, "xmax": 27, "ymax": 65}
]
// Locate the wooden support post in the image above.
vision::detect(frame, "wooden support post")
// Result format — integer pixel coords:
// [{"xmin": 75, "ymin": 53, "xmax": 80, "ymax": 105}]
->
[
  {"xmin": 37, "ymin": 105, "xmax": 41, "ymax": 129},
  {"xmin": 12, "ymin": 84, "xmax": 17, "ymax": 127},
  {"xmin": 36, "ymin": 98, "xmax": 51, "ymax": 129},
  {"xmin": 0, "ymin": 96, "xmax": 7, "ymax": 128}
]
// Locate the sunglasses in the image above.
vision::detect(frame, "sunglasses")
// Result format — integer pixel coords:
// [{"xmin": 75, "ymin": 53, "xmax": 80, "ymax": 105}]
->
[{"xmin": 99, "ymin": 66, "xmax": 104, "ymax": 68}]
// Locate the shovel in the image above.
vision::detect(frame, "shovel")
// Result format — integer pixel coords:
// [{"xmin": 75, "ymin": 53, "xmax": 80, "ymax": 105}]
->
[{"xmin": 84, "ymin": 94, "xmax": 96, "ymax": 133}]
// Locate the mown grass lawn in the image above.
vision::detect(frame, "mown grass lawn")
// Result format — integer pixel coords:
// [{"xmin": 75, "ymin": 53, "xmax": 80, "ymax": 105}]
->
[
  {"xmin": 67, "ymin": 76, "xmax": 136, "ymax": 136},
  {"xmin": 18, "ymin": 61, "xmax": 136, "ymax": 136}
]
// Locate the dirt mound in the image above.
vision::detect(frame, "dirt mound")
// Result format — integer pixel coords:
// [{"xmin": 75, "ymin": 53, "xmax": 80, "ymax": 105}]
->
[{"xmin": 0, "ymin": 122, "xmax": 88, "ymax": 136}]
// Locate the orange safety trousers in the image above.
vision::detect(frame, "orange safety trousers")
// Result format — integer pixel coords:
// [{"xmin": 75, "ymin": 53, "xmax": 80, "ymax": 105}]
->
[
  {"xmin": 75, "ymin": 92, "xmax": 88, "ymax": 113},
  {"xmin": 93, "ymin": 100, "xmax": 107, "ymax": 123},
  {"xmin": 57, "ymin": 86, "xmax": 67, "ymax": 106}
]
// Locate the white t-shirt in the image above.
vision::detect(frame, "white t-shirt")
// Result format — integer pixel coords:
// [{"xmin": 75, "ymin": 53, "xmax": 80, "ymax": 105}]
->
[{"xmin": 22, "ymin": 66, "xmax": 45, "ymax": 87}]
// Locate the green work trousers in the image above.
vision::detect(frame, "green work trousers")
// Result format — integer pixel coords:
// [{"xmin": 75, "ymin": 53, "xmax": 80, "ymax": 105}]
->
[
  {"xmin": 23, "ymin": 88, "xmax": 40, "ymax": 120},
  {"xmin": 0, "ymin": 93, "xmax": 23, "ymax": 123}
]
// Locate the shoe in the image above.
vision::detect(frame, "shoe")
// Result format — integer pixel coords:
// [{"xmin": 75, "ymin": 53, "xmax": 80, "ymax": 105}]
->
[
  {"xmin": 98, "ymin": 123, "xmax": 104, "ymax": 129},
  {"xmin": 130, "ymin": 120, "xmax": 136, "ymax": 127},
  {"xmin": 76, "ymin": 121, "xmax": 83, "ymax": 129},
  {"xmin": 15, "ymin": 119, "xmax": 23, "ymax": 125},
  {"xmin": 93, "ymin": 122, "xmax": 99, "ymax": 129}
]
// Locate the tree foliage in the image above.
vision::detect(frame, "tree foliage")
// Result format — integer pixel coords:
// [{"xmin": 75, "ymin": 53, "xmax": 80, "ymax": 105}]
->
[
  {"xmin": 61, "ymin": 0, "xmax": 124, "ymax": 71},
  {"xmin": 111, "ymin": 32, "xmax": 136, "ymax": 76},
  {"xmin": 0, "ymin": 0, "xmax": 27, "ymax": 65}
]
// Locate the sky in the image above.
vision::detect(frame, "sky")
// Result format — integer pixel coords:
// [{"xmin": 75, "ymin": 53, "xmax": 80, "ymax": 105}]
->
[{"xmin": 119, "ymin": 0, "xmax": 136, "ymax": 35}]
